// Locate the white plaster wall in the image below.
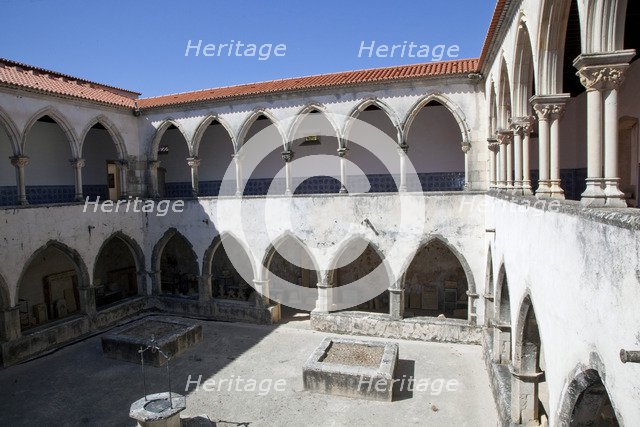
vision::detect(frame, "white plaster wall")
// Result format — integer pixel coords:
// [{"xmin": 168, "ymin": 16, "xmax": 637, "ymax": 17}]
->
[
  {"xmin": 81, "ymin": 128, "xmax": 119, "ymax": 185},
  {"xmin": 24, "ymin": 122, "xmax": 75, "ymax": 185},
  {"xmin": 0, "ymin": 128, "xmax": 14, "ymax": 186},
  {"xmin": 486, "ymin": 196, "xmax": 640, "ymax": 425},
  {"xmin": 159, "ymin": 129, "xmax": 191, "ymax": 183},
  {"xmin": 198, "ymin": 123, "xmax": 235, "ymax": 182}
]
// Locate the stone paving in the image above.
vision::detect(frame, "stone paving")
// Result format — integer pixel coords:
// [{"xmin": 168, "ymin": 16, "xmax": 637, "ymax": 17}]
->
[{"xmin": 0, "ymin": 315, "xmax": 497, "ymax": 426}]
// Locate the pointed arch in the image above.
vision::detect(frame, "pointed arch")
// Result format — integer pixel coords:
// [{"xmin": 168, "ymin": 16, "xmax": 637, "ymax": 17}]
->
[
  {"xmin": 0, "ymin": 271, "xmax": 9, "ymax": 310},
  {"xmin": 79, "ymin": 115, "xmax": 128, "ymax": 160},
  {"xmin": 152, "ymin": 228, "xmax": 200, "ymax": 296},
  {"xmin": 151, "ymin": 228, "xmax": 198, "ymax": 274},
  {"xmin": 237, "ymin": 109, "xmax": 286, "ymax": 149},
  {"xmin": 22, "ymin": 106, "xmax": 79, "ymax": 157},
  {"xmin": 537, "ymin": 0, "xmax": 576, "ymax": 95},
  {"xmin": 93, "ymin": 231, "xmax": 145, "ymax": 279},
  {"xmin": 327, "ymin": 234, "xmax": 391, "ymax": 286},
  {"xmin": 497, "ymin": 56, "xmax": 513, "ymax": 130},
  {"xmin": 488, "ymin": 80, "xmax": 498, "ymax": 137},
  {"xmin": 261, "ymin": 231, "xmax": 320, "ymax": 280},
  {"xmin": 512, "ymin": 16, "xmax": 537, "ymax": 117},
  {"xmin": 342, "ymin": 98, "xmax": 401, "ymax": 144},
  {"xmin": 192, "ymin": 114, "xmax": 236, "ymax": 156},
  {"xmin": 585, "ymin": 0, "xmax": 628, "ymax": 53},
  {"xmin": 484, "ymin": 246, "xmax": 495, "ymax": 325},
  {"xmin": 287, "ymin": 104, "xmax": 341, "ymax": 147},
  {"xmin": 557, "ymin": 358, "xmax": 620, "ymax": 426},
  {"xmin": 403, "ymin": 93, "xmax": 470, "ymax": 145},
  {"xmin": 18, "ymin": 240, "xmax": 89, "ymax": 291},
  {"xmin": 494, "ymin": 263, "xmax": 510, "ymax": 325},
  {"xmin": 202, "ymin": 231, "xmax": 257, "ymax": 280},
  {"xmin": 0, "ymin": 106, "xmax": 21, "ymax": 155},
  {"xmin": 149, "ymin": 119, "xmax": 190, "ymax": 161}
]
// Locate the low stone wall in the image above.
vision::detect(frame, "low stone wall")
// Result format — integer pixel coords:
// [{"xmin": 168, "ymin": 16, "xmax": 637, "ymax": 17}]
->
[
  {"xmin": 482, "ymin": 329, "xmax": 512, "ymax": 426},
  {"xmin": 310, "ymin": 311, "xmax": 482, "ymax": 345},
  {"xmin": 0, "ymin": 297, "xmax": 150, "ymax": 367}
]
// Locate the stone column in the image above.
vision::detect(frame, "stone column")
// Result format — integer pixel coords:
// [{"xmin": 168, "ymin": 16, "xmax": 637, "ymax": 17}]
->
[
  {"xmin": 78, "ymin": 285, "xmax": 96, "ymax": 316},
  {"xmin": 511, "ymin": 368, "xmax": 544, "ymax": 425},
  {"xmin": 0, "ymin": 307, "xmax": 21, "ymax": 341},
  {"xmin": 521, "ymin": 117, "xmax": 535, "ymax": 195},
  {"xmin": 511, "ymin": 123, "xmax": 523, "ymax": 194},
  {"xmin": 466, "ymin": 290, "xmax": 479, "ymax": 325},
  {"xmin": 252, "ymin": 279, "xmax": 270, "ymax": 306},
  {"xmin": 398, "ymin": 143, "xmax": 409, "ymax": 192},
  {"xmin": 531, "ymin": 95, "xmax": 569, "ymax": 198},
  {"xmin": 487, "ymin": 139, "xmax": 499, "ymax": 189},
  {"xmin": 337, "ymin": 147, "xmax": 349, "ymax": 194},
  {"xmin": 549, "ymin": 103, "xmax": 567, "ymax": 199},
  {"xmin": 281, "ymin": 150, "xmax": 294, "ymax": 196},
  {"xmin": 198, "ymin": 273, "xmax": 213, "ymax": 303},
  {"xmin": 148, "ymin": 160, "xmax": 161, "ymax": 198},
  {"xmin": 233, "ymin": 153, "xmax": 243, "ymax": 197},
  {"xmin": 575, "ymin": 51, "xmax": 635, "ymax": 207},
  {"xmin": 462, "ymin": 142, "xmax": 471, "ymax": 191},
  {"xmin": 186, "ymin": 156, "xmax": 201, "ymax": 197},
  {"xmin": 115, "ymin": 159, "xmax": 129, "ymax": 199},
  {"xmin": 315, "ymin": 275, "xmax": 330, "ymax": 313},
  {"xmin": 496, "ymin": 131, "xmax": 511, "ymax": 189},
  {"xmin": 506, "ymin": 140, "xmax": 514, "ymax": 190},
  {"xmin": 388, "ymin": 286, "xmax": 404, "ymax": 320},
  {"xmin": 10, "ymin": 155, "xmax": 29, "ymax": 205},
  {"xmin": 69, "ymin": 158, "xmax": 85, "ymax": 202}
]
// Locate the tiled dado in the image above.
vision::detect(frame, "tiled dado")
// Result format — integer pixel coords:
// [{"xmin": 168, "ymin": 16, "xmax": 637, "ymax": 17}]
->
[{"xmin": 528, "ymin": 168, "xmax": 587, "ymax": 201}]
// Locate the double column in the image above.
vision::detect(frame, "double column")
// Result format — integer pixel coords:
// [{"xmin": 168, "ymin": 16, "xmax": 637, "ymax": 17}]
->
[
  {"xmin": 487, "ymin": 139, "xmax": 500, "ymax": 189},
  {"xmin": 510, "ymin": 116, "xmax": 536, "ymax": 195},
  {"xmin": 186, "ymin": 156, "xmax": 201, "ymax": 197},
  {"xmin": 575, "ymin": 50, "xmax": 635, "ymax": 207},
  {"xmin": 69, "ymin": 158, "xmax": 86, "ymax": 202},
  {"xmin": 281, "ymin": 149, "xmax": 294, "ymax": 196},
  {"xmin": 233, "ymin": 153, "xmax": 243, "ymax": 196},
  {"xmin": 496, "ymin": 130, "xmax": 512, "ymax": 190},
  {"xmin": 531, "ymin": 95, "xmax": 570, "ymax": 199},
  {"xmin": 338, "ymin": 147, "xmax": 349, "ymax": 194},
  {"xmin": 10, "ymin": 155, "xmax": 29, "ymax": 205},
  {"xmin": 462, "ymin": 142, "xmax": 472, "ymax": 190}
]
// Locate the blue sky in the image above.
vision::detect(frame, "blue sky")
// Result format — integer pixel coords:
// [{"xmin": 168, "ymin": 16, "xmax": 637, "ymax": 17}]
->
[{"xmin": 0, "ymin": 0, "xmax": 495, "ymax": 97}]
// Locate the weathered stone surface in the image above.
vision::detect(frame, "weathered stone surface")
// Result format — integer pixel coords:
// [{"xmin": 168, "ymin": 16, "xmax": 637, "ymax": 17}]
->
[
  {"xmin": 310, "ymin": 311, "xmax": 482, "ymax": 344},
  {"xmin": 129, "ymin": 392, "xmax": 186, "ymax": 427},
  {"xmin": 101, "ymin": 316, "xmax": 202, "ymax": 366},
  {"xmin": 303, "ymin": 337, "xmax": 398, "ymax": 402}
]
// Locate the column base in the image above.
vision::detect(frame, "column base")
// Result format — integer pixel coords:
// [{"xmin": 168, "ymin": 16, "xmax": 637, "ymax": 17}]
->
[
  {"xmin": 522, "ymin": 181, "xmax": 533, "ymax": 195},
  {"xmin": 18, "ymin": 198, "xmax": 29, "ymax": 206},
  {"xmin": 535, "ymin": 181, "xmax": 552, "ymax": 198},
  {"xmin": 339, "ymin": 185, "xmax": 348, "ymax": 194},
  {"xmin": 511, "ymin": 181, "xmax": 523, "ymax": 195},
  {"xmin": 581, "ymin": 179, "xmax": 606, "ymax": 207},
  {"xmin": 75, "ymin": 194, "xmax": 84, "ymax": 202},
  {"xmin": 604, "ymin": 178, "xmax": 627, "ymax": 208},
  {"xmin": 548, "ymin": 180, "xmax": 565, "ymax": 199}
]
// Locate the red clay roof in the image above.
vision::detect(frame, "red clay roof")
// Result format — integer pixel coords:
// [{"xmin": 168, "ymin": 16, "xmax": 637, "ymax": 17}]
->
[
  {"xmin": 0, "ymin": 0, "xmax": 508, "ymax": 110},
  {"xmin": 0, "ymin": 58, "xmax": 138, "ymax": 108},
  {"xmin": 137, "ymin": 59, "xmax": 479, "ymax": 109}
]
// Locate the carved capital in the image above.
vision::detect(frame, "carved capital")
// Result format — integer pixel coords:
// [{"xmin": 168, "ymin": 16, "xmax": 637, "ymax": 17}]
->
[
  {"xmin": 337, "ymin": 147, "xmax": 349, "ymax": 158},
  {"xmin": 511, "ymin": 116, "xmax": 536, "ymax": 136},
  {"xmin": 281, "ymin": 150, "xmax": 294, "ymax": 163},
  {"xmin": 186, "ymin": 156, "xmax": 201, "ymax": 168},
  {"xmin": 10, "ymin": 155, "xmax": 29, "ymax": 168},
  {"xmin": 577, "ymin": 64, "xmax": 629, "ymax": 91},
  {"xmin": 487, "ymin": 139, "xmax": 500, "ymax": 153},
  {"xmin": 115, "ymin": 159, "xmax": 129, "ymax": 170},
  {"xmin": 399, "ymin": 142, "xmax": 409, "ymax": 154},
  {"xmin": 496, "ymin": 130, "xmax": 512, "ymax": 145},
  {"xmin": 461, "ymin": 142, "xmax": 471, "ymax": 154},
  {"xmin": 69, "ymin": 158, "xmax": 86, "ymax": 169},
  {"xmin": 533, "ymin": 103, "xmax": 565, "ymax": 121},
  {"xmin": 148, "ymin": 160, "xmax": 161, "ymax": 170}
]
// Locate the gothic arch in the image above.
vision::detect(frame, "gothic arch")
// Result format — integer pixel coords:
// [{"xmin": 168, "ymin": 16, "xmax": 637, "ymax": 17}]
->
[
  {"xmin": 494, "ymin": 263, "xmax": 511, "ymax": 325},
  {"xmin": 0, "ymin": 271, "xmax": 9, "ymax": 310},
  {"xmin": 79, "ymin": 115, "xmax": 128, "ymax": 160},
  {"xmin": 261, "ymin": 231, "xmax": 320, "ymax": 280},
  {"xmin": 585, "ymin": 0, "xmax": 628, "ymax": 53},
  {"xmin": 0, "ymin": 105, "xmax": 21, "ymax": 155},
  {"xmin": 400, "ymin": 235, "xmax": 476, "ymax": 295},
  {"xmin": 537, "ymin": 0, "xmax": 578, "ymax": 94},
  {"xmin": 151, "ymin": 228, "xmax": 199, "ymax": 274},
  {"xmin": 342, "ymin": 98, "xmax": 401, "ymax": 144},
  {"xmin": 488, "ymin": 80, "xmax": 498, "ymax": 137},
  {"xmin": 149, "ymin": 119, "xmax": 190, "ymax": 161},
  {"xmin": 192, "ymin": 114, "xmax": 236, "ymax": 156},
  {"xmin": 512, "ymin": 17, "xmax": 537, "ymax": 117},
  {"xmin": 556, "ymin": 358, "xmax": 620, "ymax": 426},
  {"xmin": 403, "ymin": 93, "xmax": 471, "ymax": 145},
  {"xmin": 22, "ymin": 106, "xmax": 79, "ymax": 157},
  {"xmin": 326, "ymin": 235, "xmax": 391, "ymax": 287},
  {"xmin": 237, "ymin": 109, "xmax": 286, "ymax": 149},
  {"xmin": 497, "ymin": 56, "xmax": 513, "ymax": 130},
  {"xmin": 93, "ymin": 231, "xmax": 145, "ymax": 280},
  {"xmin": 202, "ymin": 232, "xmax": 257, "ymax": 280},
  {"xmin": 287, "ymin": 104, "xmax": 341, "ymax": 148}
]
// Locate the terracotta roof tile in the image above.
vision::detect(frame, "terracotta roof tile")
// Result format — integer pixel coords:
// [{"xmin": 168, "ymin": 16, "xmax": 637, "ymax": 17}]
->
[
  {"xmin": 0, "ymin": 58, "xmax": 138, "ymax": 108},
  {"xmin": 478, "ymin": 0, "xmax": 508, "ymax": 69},
  {"xmin": 137, "ymin": 58, "xmax": 479, "ymax": 109}
]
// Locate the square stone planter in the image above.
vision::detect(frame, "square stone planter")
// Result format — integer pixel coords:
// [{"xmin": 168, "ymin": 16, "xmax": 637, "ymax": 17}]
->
[
  {"xmin": 303, "ymin": 337, "xmax": 398, "ymax": 401},
  {"xmin": 101, "ymin": 316, "xmax": 202, "ymax": 367}
]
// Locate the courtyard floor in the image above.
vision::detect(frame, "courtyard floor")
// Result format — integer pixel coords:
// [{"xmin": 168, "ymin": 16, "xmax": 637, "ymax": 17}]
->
[{"xmin": 0, "ymin": 315, "xmax": 497, "ymax": 426}]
